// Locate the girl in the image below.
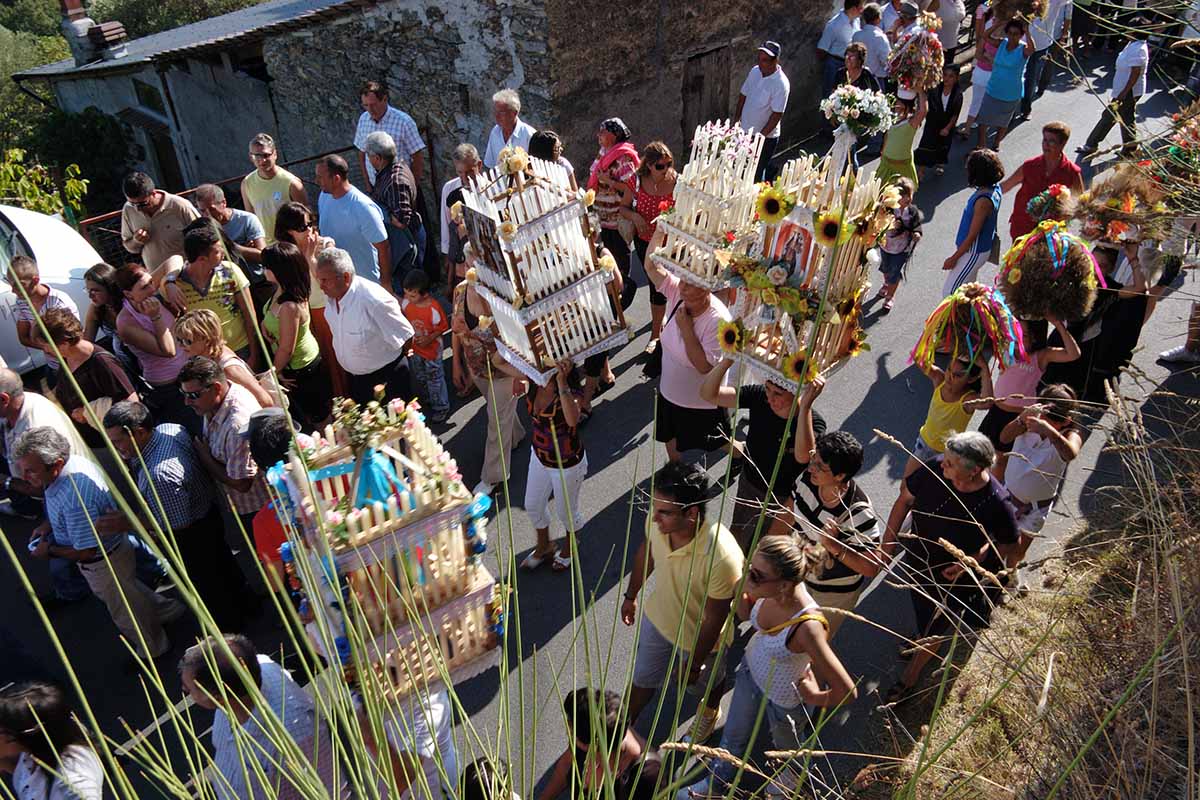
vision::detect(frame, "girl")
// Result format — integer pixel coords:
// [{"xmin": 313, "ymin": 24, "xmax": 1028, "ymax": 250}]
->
[
  {"xmin": 876, "ymin": 177, "xmax": 923, "ymax": 311},
  {"xmin": 82, "ymin": 263, "xmax": 126, "ymax": 362},
  {"xmin": 959, "ymin": 2, "xmax": 999, "ymax": 136},
  {"xmin": 175, "ymin": 308, "xmax": 276, "ymax": 408},
  {"xmin": 260, "ymin": 241, "xmax": 333, "ymax": 426},
  {"xmin": 942, "ymin": 148, "xmax": 1004, "ymax": 296},
  {"xmin": 915, "ymin": 64, "xmax": 964, "ymax": 177},
  {"xmin": 977, "ymin": 317, "xmax": 1080, "ymax": 479},
  {"xmin": 0, "ymin": 682, "xmax": 103, "ymax": 800},
  {"xmin": 682, "ymin": 536, "xmax": 856, "ymax": 799},
  {"xmin": 512, "ymin": 359, "xmax": 587, "ymax": 573},
  {"xmin": 624, "ymin": 141, "xmax": 677, "ymax": 353},
  {"xmin": 904, "ymin": 354, "xmax": 994, "ymax": 477},
  {"xmin": 875, "ymin": 90, "xmax": 928, "ymax": 194}
]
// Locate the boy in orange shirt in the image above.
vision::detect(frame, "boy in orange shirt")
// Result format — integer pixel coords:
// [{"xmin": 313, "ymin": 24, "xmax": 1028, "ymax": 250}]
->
[{"xmin": 401, "ymin": 270, "xmax": 451, "ymax": 423}]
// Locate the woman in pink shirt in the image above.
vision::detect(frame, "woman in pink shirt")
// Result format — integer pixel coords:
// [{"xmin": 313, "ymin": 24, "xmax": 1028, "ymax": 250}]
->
[{"xmin": 114, "ymin": 263, "xmax": 193, "ymax": 430}]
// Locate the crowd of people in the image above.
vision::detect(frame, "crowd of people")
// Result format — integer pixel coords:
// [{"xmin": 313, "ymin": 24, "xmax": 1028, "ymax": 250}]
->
[{"xmin": 0, "ymin": 9, "xmax": 1192, "ymax": 798}]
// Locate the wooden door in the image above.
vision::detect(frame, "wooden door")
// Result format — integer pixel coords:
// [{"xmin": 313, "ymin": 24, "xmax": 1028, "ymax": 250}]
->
[{"xmin": 681, "ymin": 46, "xmax": 732, "ymax": 146}]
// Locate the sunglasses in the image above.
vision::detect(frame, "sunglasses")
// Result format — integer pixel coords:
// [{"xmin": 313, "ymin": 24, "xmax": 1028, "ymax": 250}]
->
[
  {"xmin": 747, "ymin": 567, "xmax": 780, "ymax": 585},
  {"xmin": 652, "ymin": 162, "xmax": 671, "ymax": 171},
  {"xmin": 249, "ymin": 151, "xmax": 274, "ymax": 161},
  {"xmin": 180, "ymin": 386, "xmax": 212, "ymax": 400}
]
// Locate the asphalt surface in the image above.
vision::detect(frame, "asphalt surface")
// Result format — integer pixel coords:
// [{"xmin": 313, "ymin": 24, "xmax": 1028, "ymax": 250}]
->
[{"xmin": 1, "ymin": 51, "xmax": 1195, "ymax": 798}]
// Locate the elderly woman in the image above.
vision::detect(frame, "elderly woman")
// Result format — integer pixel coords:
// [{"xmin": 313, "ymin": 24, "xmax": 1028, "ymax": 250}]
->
[
  {"xmin": 114, "ymin": 263, "xmax": 191, "ymax": 429},
  {"xmin": 644, "ymin": 229, "xmax": 732, "ymax": 462},
  {"xmin": 836, "ymin": 42, "xmax": 881, "ymax": 91},
  {"xmin": 440, "ymin": 144, "xmax": 483, "ymax": 287},
  {"xmin": 175, "ymin": 309, "xmax": 276, "ymax": 408},
  {"xmin": 32, "ymin": 308, "xmax": 138, "ymax": 448},
  {"xmin": 0, "ymin": 682, "xmax": 103, "ymax": 800},
  {"xmin": 365, "ymin": 131, "xmax": 425, "ymax": 293},
  {"xmin": 883, "ymin": 431, "xmax": 1019, "ymax": 702}
]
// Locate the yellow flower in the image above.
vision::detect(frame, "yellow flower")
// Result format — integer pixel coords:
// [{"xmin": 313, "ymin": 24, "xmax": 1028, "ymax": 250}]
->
[
  {"xmin": 762, "ymin": 288, "xmax": 781, "ymax": 307},
  {"xmin": 781, "ymin": 350, "xmax": 809, "ymax": 383},
  {"xmin": 880, "ymin": 186, "xmax": 901, "ymax": 209},
  {"xmin": 597, "ymin": 253, "xmax": 618, "ymax": 272},
  {"xmin": 504, "ymin": 148, "xmax": 530, "ymax": 175},
  {"xmin": 1007, "ymin": 268, "xmax": 1022, "ymax": 285},
  {"xmin": 815, "ymin": 209, "xmax": 844, "ymax": 248},
  {"xmin": 718, "ymin": 320, "xmax": 744, "ymax": 353},
  {"xmin": 465, "ymin": 267, "xmax": 478, "ymax": 284},
  {"xmin": 477, "ymin": 315, "xmax": 493, "ymax": 330},
  {"xmin": 499, "ymin": 221, "xmax": 518, "ymax": 241},
  {"xmin": 449, "ymin": 200, "xmax": 464, "ymax": 223},
  {"xmin": 756, "ymin": 186, "xmax": 792, "ymax": 225},
  {"xmin": 582, "ymin": 189, "xmax": 596, "ymax": 207}
]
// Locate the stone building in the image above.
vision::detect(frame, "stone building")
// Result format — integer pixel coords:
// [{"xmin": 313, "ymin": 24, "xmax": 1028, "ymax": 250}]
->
[{"xmin": 14, "ymin": 0, "xmax": 834, "ymax": 201}]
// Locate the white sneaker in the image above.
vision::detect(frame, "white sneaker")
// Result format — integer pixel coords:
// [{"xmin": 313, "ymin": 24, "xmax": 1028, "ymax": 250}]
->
[
  {"xmin": 472, "ymin": 480, "xmax": 495, "ymax": 497},
  {"xmin": 1158, "ymin": 345, "xmax": 1200, "ymax": 364}
]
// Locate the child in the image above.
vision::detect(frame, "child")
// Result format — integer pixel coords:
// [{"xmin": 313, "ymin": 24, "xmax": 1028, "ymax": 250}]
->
[
  {"xmin": 9, "ymin": 255, "xmax": 81, "ymax": 385},
  {"xmin": 401, "ymin": 270, "xmax": 451, "ymax": 424},
  {"xmin": 875, "ymin": 91, "xmax": 928, "ymax": 196},
  {"xmin": 904, "ymin": 354, "xmax": 994, "ymax": 477},
  {"xmin": 876, "ymin": 177, "xmax": 923, "ymax": 312},
  {"xmin": 998, "ymin": 384, "xmax": 1082, "ymax": 581},
  {"xmin": 977, "ymin": 317, "xmax": 1080, "ymax": 480}
]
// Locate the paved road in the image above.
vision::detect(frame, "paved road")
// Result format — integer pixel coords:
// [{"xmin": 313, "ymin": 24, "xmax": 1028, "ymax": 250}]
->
[{"xmin": 1, "ymin": 52, "xmax": 1193, "ymax": 798}]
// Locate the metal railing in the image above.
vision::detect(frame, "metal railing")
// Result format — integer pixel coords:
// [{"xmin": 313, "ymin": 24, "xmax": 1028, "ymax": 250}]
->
[{"xmin": 77, "ymin": 145, "xmax": 368, "ymax": 266}]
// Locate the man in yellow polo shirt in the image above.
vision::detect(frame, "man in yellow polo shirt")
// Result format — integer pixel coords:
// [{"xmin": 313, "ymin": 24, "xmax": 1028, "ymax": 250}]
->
[{"xmin": 621, "ymin": 461, "xmax": 744, "ymax": 743}]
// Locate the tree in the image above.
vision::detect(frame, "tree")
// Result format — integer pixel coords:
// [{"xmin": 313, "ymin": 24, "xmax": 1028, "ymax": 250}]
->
[
  {"xmin": 0, "ymin": 0, "xmax": 60, "ymax": 37},
  {"xmin": 0, "ymin": 24, "xmax": 69, "ymax": 150},
  {"xmin": 0, "ymin": 148, "xmax": 88, "ymax": 217},
  {"xmin": 89, "ymin": 0, "xmax": 265, "ymax": 39},
  {"xmin": 29, "ymin": 107, "xmax": 134, "ymax": 213}
]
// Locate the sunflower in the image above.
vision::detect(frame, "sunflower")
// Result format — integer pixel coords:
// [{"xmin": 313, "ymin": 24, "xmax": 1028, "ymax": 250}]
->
[
  {"xmin": 816, "ymin": 209, "xmax": 844, "ymax": 248},
  {"xmin": 781, "ymin": 350, "xmax": 810, "ymax": 383},
  {"xmin": 756, "ymin": 186, "xmax": 791, "ymax": 225},
  {"xmin": 718, "ymin": 320, "xmax": 745, "ymax": 353}
]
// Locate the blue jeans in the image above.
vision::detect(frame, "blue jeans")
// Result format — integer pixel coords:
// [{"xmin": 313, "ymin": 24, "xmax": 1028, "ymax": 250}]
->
[
  {"xmin": 1020, "ymin": 48, "xmax": 1049, "ymax": 115},
  {"xmin": 709, "ymin": 664, "xmax": 806, "ymax": 789},
  {"xmin": 821, "ymin": 57, "xmax": 844, "ymax": 102},
  {"xmin": 409, "ymin": 353, "xmax": 449, "ymax": 419}
]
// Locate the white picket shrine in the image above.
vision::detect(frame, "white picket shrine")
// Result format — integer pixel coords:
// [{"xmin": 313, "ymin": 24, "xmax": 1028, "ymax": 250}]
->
[
  {"xmin": 461, "ymin": 150, "xmax": 629, "ymax": 384},
  {"xmin": 277, "ymin": 399, "xmax": 501, "ymax": 700},
  {"xmin": 651, "ymin": 121, "xmax": 764, "ymax": 289}
]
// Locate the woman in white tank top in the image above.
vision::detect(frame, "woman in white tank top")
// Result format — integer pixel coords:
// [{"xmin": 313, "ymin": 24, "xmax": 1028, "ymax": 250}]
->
[{"xmin": 681, "ymin": 536, "xmax": 857, "ymax": 799}]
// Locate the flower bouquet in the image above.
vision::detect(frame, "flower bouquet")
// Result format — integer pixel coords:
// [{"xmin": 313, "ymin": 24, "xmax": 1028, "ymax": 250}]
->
[
  {"xmin": 997, "ymin": 220, "xmax": 1105, "ymax": 321},
  {"xmin": 887, "ymin": 17, "xmax": 945, "ymax": 94},
  {"xmin": 820, "ymin": 85, "xmax": 896, "ymax": 139},
  {"xmin": 911, "ymin": 282, "xmax": 1025, "ymax": 371},
  {"xmin": 1026, "ymin": 183, "xmax": 1077, "ymax": 226},
  {"xmin": 1075, "ymin": 162, "xmax": 1171, "ymax": 244}
]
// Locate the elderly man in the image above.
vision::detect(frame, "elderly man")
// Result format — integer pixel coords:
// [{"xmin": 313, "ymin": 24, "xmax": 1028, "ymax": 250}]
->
[
  {"xmin": 315, "ymin": 154, "xmax": 391, "ymax": 286},
  {"xmin": 882, "ymin": 431, "xmax": 1019, "ymax": 702},
  {"xmin": 120, "ymin": 172, "xmax": 200, "ymax": 270},
  {"xmin": 1, "ymin": 368, "xmax": 93, "ymax": 601},
  {"xmin": 483, "ymin": 88, "xmax": 536, "ymax": 169},
  {"xmin": 179, "ymin": 634, "xmax": 331, "ymax": 800},
  {"xmin": 736, "ymin": 41, "xmax": 791, "ymax": 182},
  {"xmin": 817, "ymin": 0, "xmax": 864, "ymax": 98},
  {"xmin": 178, "ymin": 355, "xmax": 270, "ymax": 538},
  {"xmin": 102, "ymin": 400, "xmax": 252, "ymax": 631},
  {"xmin": 439, "ymin": 144, "xmax": 482, "ymax": 283},
  {"xmin": 365, "ymin": 131, "xmax": 425, "ymax": 294},
  {"xmin": 240, "ymin": 133, "xmax": 308, "ymax": 245},
  {"xmin": 355, "ymin": 80, "xmax": 426, "ymax": 189},
  {"xmin": 194, "ymin": 183, "xmax": 266, "ymax": 264},
  {"xmin": 315, "ymin": 247, "xmax": 414, "ymax": 405},
  {"xmin": 19, "ymin": 426, "xmax": 184, "ymax": 658}
]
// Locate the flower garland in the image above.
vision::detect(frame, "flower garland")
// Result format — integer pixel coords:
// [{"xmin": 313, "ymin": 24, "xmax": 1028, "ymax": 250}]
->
[{"xmin": 910, "ymin": 282, "xmax": 1025, "ymax": 371}]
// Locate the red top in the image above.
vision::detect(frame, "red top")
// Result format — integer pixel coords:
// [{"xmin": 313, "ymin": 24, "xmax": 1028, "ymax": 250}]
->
[
  {"xmin": 1009, "ymin": 154, "xmax": 1082, "ymax": 240},
  {"xmin": 634, "ymin": 182, "xmax": 674, "ymax": 242}
]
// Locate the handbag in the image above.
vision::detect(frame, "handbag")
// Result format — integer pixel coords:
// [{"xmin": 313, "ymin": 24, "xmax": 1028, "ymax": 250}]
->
[
  {"xmin": 988, "ymin": 233, "xmax": 1002, "ymax": 264},
  {"xmin": 256, "ymin": 369, "xmax": 290, "ymax": 409},
  {"xmin": 642, "ymin": 300, "xmax": 683, "ymax": 379}
]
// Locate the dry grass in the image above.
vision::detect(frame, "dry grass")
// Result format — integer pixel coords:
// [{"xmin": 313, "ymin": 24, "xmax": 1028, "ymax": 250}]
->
[{"xmin": 851, "ymin": 384, "xmax": 1200, "ymax": 800}]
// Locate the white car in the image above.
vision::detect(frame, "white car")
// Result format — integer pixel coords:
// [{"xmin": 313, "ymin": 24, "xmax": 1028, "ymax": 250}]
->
[{"xmin": 0, "ymin": 204, "xmax": 99, "ymax": 374}]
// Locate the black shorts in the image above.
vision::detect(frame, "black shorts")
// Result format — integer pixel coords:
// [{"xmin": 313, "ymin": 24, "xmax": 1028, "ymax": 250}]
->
[
  {"xmin": 654, "ymin": 392, "xmax": 731, "ymax": 452},
  {"xmin": 977, "ymin": 405, "xmax": 1020, "ymax": 454},
  {"xmin": 909, "ymin": 566, "xmax": 1002, "ymax": 638}
]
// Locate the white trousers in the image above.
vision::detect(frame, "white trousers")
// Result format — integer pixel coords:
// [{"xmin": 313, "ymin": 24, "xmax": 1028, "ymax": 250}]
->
[
  {"xmin": 968, "ymin": 65, "xmax": 992, "ymax": 119},
  {"xmin": 943, "ymin": 248, "xmax": 988, "ymax": 297},
  {"xmin": 523, "ymin": 451, "xmax": 588, "ymax": 531}
]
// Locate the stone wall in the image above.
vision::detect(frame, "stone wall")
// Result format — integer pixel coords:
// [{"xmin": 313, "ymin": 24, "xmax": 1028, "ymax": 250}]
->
[
  {"xmin": 542, "ymin": 0, "xmax": 836, "ymax": 179},
  {"xmin": 263, "ymin": 0, "xmax": 553, "ymax": 201}
]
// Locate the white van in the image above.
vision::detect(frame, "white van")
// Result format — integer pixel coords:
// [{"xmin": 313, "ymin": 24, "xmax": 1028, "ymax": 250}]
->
[{"xmin": 0, "ymin": 204, "xmax": 99, "ymax": 374}]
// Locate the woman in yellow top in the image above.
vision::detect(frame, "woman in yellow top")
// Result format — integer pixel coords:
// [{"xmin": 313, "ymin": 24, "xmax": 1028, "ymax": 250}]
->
[
  {"xmin": 260, "ymin": 242, "xmax": 333, "ymax": 427},
  {"xmin": 903, "ymin": 355, "xmax": 993, "ymax": 477}
]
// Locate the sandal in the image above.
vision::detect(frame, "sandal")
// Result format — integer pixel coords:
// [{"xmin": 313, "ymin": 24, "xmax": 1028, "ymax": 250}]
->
[
  {"xmin": 551, "ymin": 552, "xmax": 572, "ymax": 572},
  {"xmin": 644, "ymin": 338, "xmax": 660, "ymax": 356},
  {"xmin": 520, "ymin": 549, "xmax": 556, "ymax": 571}
]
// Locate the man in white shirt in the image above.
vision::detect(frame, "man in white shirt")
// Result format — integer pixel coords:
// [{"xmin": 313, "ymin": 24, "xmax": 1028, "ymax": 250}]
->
[
  {"xmin": 1078, "ymin": 22, "xmax": 1151, "ymax": 159},
  {"xmin": 853, "ymin": 4, "xmax": 893, "ymax": 80},
  {"xmin": 735, "ymin": 41, "xmax": 791, "ymax": 182},
  {"xmin": 440, "ymin": 144, "xmax": 482, "ymax": 283},
  {"xmin": 355, "ymin": 80, "xmax": 427, "ymax": 190},
  {"xmin": 483, "ymin": 88, "xmax": 537, "ymax": 170},
  {"xmin": 1021, "ymin": 0, "xmax": 1072, "ymax": 118},
  {"xmin": 817, "ymin": 0, "xmax": 865, "ymax": 98},
  {"xmin": 315, "ymin": 247, "xmax": 415, "ymax": 405}
]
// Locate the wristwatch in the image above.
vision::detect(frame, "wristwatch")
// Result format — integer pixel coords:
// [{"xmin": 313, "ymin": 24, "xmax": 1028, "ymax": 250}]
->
[{"xmin": 166, "ymin": 274, "xmax": 178, "ymax": 284}]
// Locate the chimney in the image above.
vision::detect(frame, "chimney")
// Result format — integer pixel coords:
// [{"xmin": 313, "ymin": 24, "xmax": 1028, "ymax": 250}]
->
[
  {"xmin": 88, "ymin": 21, "xmax": 129, "ymax": 61},
  {"xmin": 59, "ymin": 0, "xmax": 127, "ymax": 66}
]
